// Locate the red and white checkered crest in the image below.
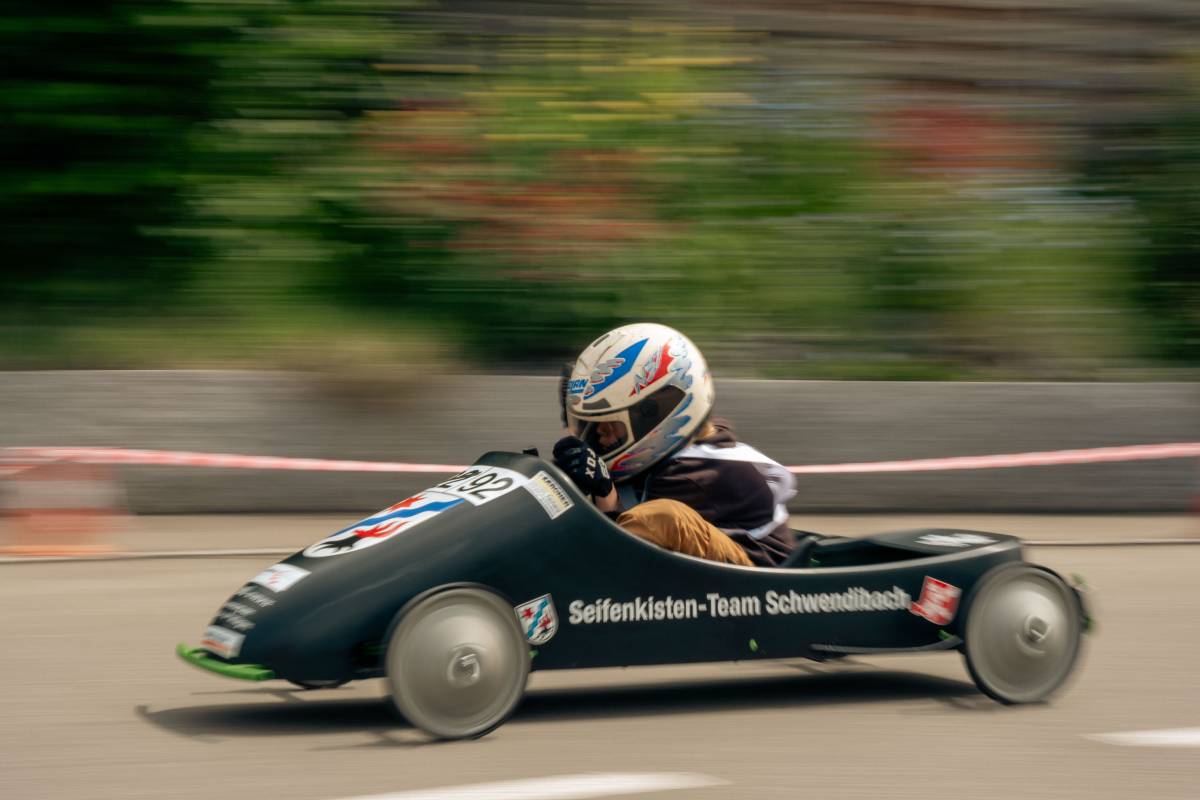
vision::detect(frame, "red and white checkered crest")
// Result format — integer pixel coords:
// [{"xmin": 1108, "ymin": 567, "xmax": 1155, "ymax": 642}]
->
[{"xmin": 910, "ymin": 576, "xmax": 962, "ymax": 626}]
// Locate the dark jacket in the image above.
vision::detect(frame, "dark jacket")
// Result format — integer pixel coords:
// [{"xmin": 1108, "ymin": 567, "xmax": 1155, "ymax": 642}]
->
[{"xmin": 626, "ymin": 419, "xmax": 796, "ymax": 567}]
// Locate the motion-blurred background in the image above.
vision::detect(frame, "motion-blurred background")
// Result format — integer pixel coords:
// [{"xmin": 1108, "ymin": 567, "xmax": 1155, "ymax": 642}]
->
[
  {"xmin": 5, "ymin": 0, "xmax": 1199, "ymax": 382},
  {"xmin": 3, "ymin": 0, "xmax": 1199, "ymax": 526}
]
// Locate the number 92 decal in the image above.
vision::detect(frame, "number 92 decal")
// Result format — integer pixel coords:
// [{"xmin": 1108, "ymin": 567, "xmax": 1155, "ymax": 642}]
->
[{"xmin": 426, "ymin": 466, "xmax": 529, "ymax": 506}]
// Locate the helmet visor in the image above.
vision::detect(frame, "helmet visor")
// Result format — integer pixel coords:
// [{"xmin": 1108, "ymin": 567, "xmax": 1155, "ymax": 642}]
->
[
  {"xmin": 567, "ymin": 384, "xmax": 686, "ymax": 459},
  {"xmin": 572, "ymin": 417, "xmax": 630, "ymax": 456},
  {"xmin": 627, "ymin": 385, "xmax": 686, "ymax": 442}
]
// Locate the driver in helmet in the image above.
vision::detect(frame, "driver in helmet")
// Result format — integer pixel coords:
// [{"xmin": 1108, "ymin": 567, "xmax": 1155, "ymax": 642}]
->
[{"xmin": 553, "ymin": 323, "xmax": 796, "ymax": 567}]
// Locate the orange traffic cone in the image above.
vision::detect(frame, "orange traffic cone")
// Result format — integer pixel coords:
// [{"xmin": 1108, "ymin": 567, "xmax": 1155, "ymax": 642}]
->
[{"xmin": 0, "ymin": 460, "xmax": 125, "ymax": 557}]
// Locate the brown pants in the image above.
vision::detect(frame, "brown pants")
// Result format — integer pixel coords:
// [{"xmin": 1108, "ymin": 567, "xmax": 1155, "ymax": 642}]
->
[{"xmin": 617, "ymin": 499, "xmax": 753, "ymax": 567}]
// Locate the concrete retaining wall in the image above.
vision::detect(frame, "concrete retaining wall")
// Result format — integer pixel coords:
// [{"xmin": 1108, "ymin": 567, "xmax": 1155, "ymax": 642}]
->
[{"xmin": 1, "ymin": 371, "xmax": 1196, "ymax": 512}]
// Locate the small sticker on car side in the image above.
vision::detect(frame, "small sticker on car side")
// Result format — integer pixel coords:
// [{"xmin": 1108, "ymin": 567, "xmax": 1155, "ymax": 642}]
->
[
  {"xmin": 524, "ymin": 471, "xmax": 574, "ymax": 520},
  {"xmin": 910, "ymin": 576, "xmax": 962, "ymax": 625},
  {"xmin": 200, "ymin": 625, "xmax": 245, "ymax": 659},
  {"xmin": 250, "ymin": 563, "xmax": 310, "ymax": 593},
  {"xmin": 515, "ymin": 594, "xmax": 559, "ymax": 644}
]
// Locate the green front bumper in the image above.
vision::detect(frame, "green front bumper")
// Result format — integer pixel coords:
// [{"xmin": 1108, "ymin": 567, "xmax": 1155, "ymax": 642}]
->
[{"xmin": 176, "ymin": 643, "xmax": 276, "ymax": 682}]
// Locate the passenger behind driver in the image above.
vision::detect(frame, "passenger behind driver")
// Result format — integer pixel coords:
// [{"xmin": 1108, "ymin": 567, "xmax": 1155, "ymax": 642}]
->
[{"xmin": 552, "ymin": 323, "xmax": 796, "ymax": 568}]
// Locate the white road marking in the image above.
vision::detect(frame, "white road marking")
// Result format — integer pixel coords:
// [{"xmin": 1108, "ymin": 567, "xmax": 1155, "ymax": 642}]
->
[
  {"xmin": 331, "ymin": 772, "xmax": 726, "ymax": 800},
  {"xmin": 1087, "ymin": 728, "xmax": 1200, "ymax": 748}
]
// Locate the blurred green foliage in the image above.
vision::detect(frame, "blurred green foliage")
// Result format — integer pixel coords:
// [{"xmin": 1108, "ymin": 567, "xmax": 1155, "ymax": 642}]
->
[
  {"xmin": 1082, "ymin": 88, "xmax": 1200, "ymax": 366},
  {"xmin": 1, "ymin": 1, "xmax": 1196, "ymax": 379}
]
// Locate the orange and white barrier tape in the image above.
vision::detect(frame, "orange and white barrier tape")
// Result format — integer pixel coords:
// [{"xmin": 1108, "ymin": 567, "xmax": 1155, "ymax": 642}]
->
[
  {"xmin": 4, "ymin": 442, "xmax": 1200, "ymax": 474},
  {"xmin": 3, "ymin": 447, "xmax": 467, "ymax": 473},
  {"xmin": 785, "ymin": 442, "xmax": 1200, "ymax": 474},
  {"xmin": 2, "ymin": 442, "xmax": 1196, "ymax": 558}
]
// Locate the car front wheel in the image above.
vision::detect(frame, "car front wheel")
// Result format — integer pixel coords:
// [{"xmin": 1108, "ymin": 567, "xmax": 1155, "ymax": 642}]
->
[{"xmin": 384, "ymin": 586, "xmax": 530, "ymax": 739}]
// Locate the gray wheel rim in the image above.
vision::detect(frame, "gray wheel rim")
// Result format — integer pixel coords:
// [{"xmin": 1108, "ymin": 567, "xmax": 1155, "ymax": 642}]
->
[
  {"xmin": 386, "ymin": 588, "xmax": 529, "ymax": 739},
  {"xmin": 965, "ymin": 567, "xmax": 1081, "ymax": 703}
]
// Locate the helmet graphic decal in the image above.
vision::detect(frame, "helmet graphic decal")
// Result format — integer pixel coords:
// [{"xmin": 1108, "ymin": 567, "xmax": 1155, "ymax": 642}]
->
[
  {"xmin": 630, "ymin": 341, "xmax": 676, "ymax": 396},
  {"xmin": 667, "ymin": 342, "xmax": 694, "ymax": 390},
  {"xmin": 580, "ymin": 338, "xmax": 647, "ymax": 399}
]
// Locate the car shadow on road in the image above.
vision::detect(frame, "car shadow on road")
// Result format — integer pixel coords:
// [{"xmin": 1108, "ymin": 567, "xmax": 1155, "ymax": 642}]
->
[
  {"xmin": 136, "ymin": 668, "xmax": 979, "ymax": 745},
  {"xmin": 135, "ymin": 693, "xmax": 401, "ymax": 745},
  {"xmin": 517, "ymin": 669, "xmax": 978, "ymax": 723}
]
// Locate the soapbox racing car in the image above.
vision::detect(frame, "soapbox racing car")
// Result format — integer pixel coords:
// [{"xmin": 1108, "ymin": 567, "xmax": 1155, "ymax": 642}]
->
[{"xmin": 178, "ymin": 451, "xmax": 1089, "ymax": 739}]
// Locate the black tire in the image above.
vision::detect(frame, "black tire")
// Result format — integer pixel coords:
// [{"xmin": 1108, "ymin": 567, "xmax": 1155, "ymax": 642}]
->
[
  {"xmin": 961, "ymin": 563, "xmax": 1084, "ymax": 704},
  {"xmin": 384, "ymin": 586, "xmax": 529, "ymax": 740}
]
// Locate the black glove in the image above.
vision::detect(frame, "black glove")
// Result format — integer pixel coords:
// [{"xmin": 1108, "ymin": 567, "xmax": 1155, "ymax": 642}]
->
[{"xmin": 553, "ymin": 436, "xmax": 613, "ymax": 498}]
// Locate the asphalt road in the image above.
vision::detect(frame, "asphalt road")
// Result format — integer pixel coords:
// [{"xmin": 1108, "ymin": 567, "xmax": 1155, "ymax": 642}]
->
[{"xmin": 2, "ymin": 526, "xmax": 1198, "ymax": 800}]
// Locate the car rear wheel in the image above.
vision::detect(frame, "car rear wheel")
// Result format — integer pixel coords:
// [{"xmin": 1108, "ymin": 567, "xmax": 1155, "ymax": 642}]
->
[
  {"xmin": 962, "ymin": 564, "xmax": 1083, "ymax": 704},
  {"xmin": 385, "ymin": 586, "xmax": 529, "ymax": 739}
]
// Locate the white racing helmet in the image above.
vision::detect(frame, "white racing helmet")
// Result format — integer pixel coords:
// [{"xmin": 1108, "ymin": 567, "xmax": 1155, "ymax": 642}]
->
[{"xmin": 564, "ymin": 323, "xmax": 714, "ymax": 481}]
